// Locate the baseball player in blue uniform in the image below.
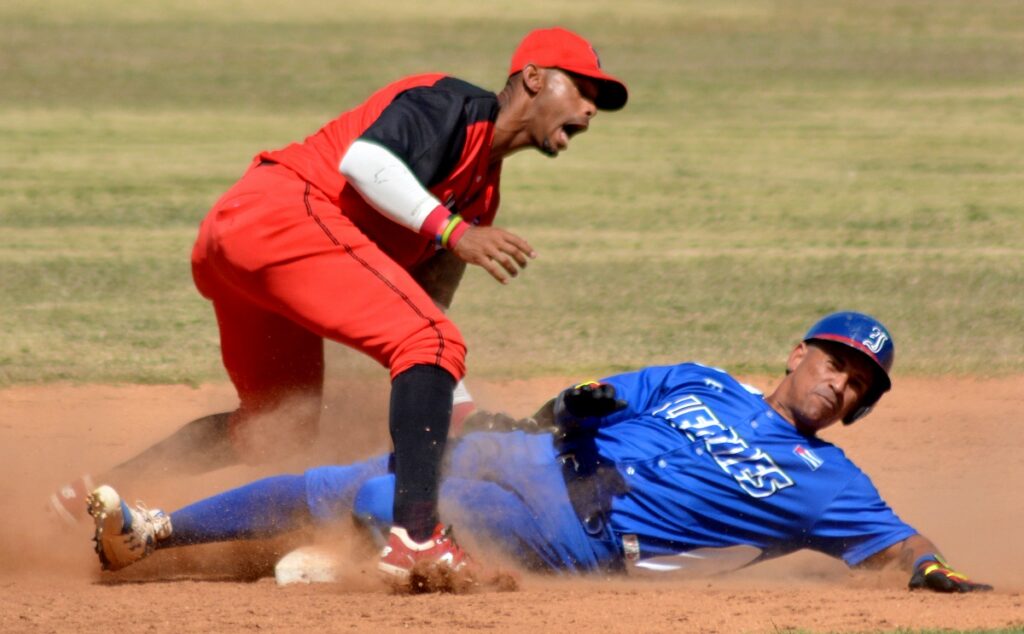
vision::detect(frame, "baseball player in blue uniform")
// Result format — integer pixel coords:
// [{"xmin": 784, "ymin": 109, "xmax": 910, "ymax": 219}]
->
[{"xmin": 86, "ymin": 312, "xmax": 991, "ymax": 593}]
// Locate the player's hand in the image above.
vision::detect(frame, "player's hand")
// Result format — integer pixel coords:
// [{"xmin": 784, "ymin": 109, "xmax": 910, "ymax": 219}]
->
[
  {"xmin": 554, "ymin": 382, "xmax": 628, "ymax": 428},
  {"xmin": 908, "ymin": 555, "xmax": 993, "ymax": 593},
  {"xmin": 450, "ymin": 225, "xmax": 536, "ymax": 284}
]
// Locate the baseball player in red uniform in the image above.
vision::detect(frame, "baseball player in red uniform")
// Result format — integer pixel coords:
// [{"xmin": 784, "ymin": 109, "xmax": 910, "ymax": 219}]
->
[{"xmin": 52, "ymin": 27, "xmax": 628, "ymax": 581}]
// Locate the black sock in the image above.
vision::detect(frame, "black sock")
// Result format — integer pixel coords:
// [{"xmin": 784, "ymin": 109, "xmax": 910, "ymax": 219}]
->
[{"xmin": 389, "ymin": 365, "xmax": 455, "ymax": 542}]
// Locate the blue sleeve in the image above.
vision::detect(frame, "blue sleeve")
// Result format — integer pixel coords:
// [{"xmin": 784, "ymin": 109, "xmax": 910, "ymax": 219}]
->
[
  {"xmin": 560, "ymin": 364, "xmax": 697, "ymax": 431},
  {"xmin": 603, "ymin": 365, "xmax": 677, "ymax": 417},
  {"xmin": 806, "ymin": 472, "xmax": 918, "ymax": 566}
]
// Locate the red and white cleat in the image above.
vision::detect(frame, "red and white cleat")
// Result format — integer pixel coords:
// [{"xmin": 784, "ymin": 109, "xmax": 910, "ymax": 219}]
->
[
  {"xmin": 48, "ymin": 474, "xmax": 95, "ymax": 526},
  {"xmin": 378, "ymin": 524, "xmax": 475, "ymax": 592}
]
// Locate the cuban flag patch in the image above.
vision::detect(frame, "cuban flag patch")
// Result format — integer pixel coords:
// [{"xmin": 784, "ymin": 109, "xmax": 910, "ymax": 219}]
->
[{"xmin": 793, "ymin": 445, "xmax": 824, "ymax": 470}]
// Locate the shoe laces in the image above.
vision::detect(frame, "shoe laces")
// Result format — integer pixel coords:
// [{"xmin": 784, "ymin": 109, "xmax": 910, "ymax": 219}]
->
[
  {"xmin": 439, "ymin": 525, "xmax": 469, "ymax": 556},
  {"xmin": 431, "ymin": 524, "xmax": 454, "ymax": 544},
  {"xmin": 133, "ymin": 500, "xmax": 171, "ymax": 541}
]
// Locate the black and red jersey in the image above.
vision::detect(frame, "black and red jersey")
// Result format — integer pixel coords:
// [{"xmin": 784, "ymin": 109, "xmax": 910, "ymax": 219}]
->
[{"xmin": 260, "ymin": 74, "xmax": 502, "ymax": 269}]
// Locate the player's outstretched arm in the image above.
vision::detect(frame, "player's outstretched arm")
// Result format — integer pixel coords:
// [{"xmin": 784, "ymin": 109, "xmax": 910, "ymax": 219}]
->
[
  {"xmin": 458, "ymin": 382, "xmax": 629, "ymax": 437},
  {"xmin": 859, "ymin": 533, "xmax": 993, "ymax": 593}
]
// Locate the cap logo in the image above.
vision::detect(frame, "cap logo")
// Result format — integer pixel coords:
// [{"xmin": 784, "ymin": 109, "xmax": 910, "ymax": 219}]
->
[{"xmin": 862, "ymin": 327, "xmax": 889, "ymax": 354}]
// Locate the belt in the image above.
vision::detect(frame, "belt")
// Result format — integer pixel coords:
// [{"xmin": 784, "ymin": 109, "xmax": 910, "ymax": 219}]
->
[{"xmin": 557, "ymin": 449, "xmax": 627, "ymax": 572}]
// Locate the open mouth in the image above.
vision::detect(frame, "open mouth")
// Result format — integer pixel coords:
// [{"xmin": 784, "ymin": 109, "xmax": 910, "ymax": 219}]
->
[{"xmin": 562, "ymin": 122, "xmax": 588, "ymax": 138}]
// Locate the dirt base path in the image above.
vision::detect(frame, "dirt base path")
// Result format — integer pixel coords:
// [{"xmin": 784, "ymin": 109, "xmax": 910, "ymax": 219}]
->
[{"xmin": 1, "ymin": 375, "xmax": 1022, "ymax": 633}]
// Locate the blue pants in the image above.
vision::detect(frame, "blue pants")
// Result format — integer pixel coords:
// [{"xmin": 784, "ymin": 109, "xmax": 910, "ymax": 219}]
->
[
  {"xmin": 306, "ymin": 431, "xmax": 618, "ymax": 573},
  {"xmin": 165, "ymin": 432, "xmax": 618, "ymax": 573}
]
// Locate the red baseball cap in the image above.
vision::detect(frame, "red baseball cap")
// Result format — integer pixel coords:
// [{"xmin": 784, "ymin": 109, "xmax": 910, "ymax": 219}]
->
[{"xmin": 508, "ymin": 27, "xmax": 628, "ymax": 111}]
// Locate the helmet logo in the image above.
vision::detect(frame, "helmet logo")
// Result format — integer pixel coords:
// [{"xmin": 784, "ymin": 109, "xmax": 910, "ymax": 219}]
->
[{"xmin": 862, "ymin": 327, "xmax": 889, "ymax": 354}]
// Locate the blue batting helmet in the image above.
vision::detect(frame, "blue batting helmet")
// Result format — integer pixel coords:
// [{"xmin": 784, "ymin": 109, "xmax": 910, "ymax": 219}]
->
[{"xmin": 802, "ymin": 311, "xmax": 895, "ymax": 424}]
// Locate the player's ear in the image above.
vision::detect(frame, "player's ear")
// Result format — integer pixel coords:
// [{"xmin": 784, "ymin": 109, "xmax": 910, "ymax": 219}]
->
[
  {"xmin": 786, "ymin": 342, "xmax": 809, "ymax": 374},
  {"xmin": 521, "ymin": 64, "xmax": 543, "ymax": 96}
]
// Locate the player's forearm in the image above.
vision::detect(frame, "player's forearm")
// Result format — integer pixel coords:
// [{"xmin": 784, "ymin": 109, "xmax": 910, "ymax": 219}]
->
[
  {"xmin": 411, "ymin": 250, "xmax": 467, "ymax": 311},
  {"xmin": 339, "ymin": 140, "xmax": 467, "ymax": 247},
  {"xmin": 860, "ymin": 533, "xmax": 993, "ymax": 592},
  {"xmin": 859, "ymin": 533, "xmax": 941, "ymax": 573}
]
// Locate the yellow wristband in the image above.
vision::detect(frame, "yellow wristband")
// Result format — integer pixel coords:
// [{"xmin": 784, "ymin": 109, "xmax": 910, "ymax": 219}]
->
[{"xmin": 440, "ymin": 215, "xmax": 464, "ymax": 248}]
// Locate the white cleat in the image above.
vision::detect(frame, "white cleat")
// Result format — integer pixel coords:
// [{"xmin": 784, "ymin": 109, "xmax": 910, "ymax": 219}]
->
[{"xmin": 87, "ymin": 485, "xmax": 172, "ymax": 571}]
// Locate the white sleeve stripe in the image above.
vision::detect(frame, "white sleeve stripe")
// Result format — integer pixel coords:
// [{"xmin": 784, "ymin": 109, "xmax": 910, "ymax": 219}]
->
[{"xmin": 338, "ymin": 139, "xmax": 443, "ymax": 233}]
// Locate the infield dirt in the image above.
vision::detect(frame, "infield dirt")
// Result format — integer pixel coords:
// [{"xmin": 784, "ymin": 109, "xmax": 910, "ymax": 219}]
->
[{"xmin": 1, "ymin": 375, "xmax": 1022, "ymax": 633}]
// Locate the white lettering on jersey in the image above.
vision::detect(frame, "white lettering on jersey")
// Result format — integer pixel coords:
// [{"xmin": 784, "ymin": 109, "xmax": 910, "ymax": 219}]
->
[{"xmin": 655, "ymin": 395, "xmax": 794, "ymax": 498}]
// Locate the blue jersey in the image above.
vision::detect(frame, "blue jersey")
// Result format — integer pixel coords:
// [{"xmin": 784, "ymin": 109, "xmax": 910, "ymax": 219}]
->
[
  {"xmin": 306, "ymin": 362, "xmax": 917, "ymax": 574},
  {"xmin": 569, "ymin": 362, "xmax": 916, "ymax": 568}
]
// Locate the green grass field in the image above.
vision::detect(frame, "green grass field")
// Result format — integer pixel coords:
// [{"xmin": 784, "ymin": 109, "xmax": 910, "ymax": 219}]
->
[{"xmin": 1, "ymin": 0, "xmax": 1022, "ymax": 386}]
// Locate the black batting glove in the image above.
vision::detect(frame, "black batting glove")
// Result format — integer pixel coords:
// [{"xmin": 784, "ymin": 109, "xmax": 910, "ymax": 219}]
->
[
  {"xmin": 553, "ymin": 381, "xmax": 627, "ymax": 430},
  {"xmin": 908, "ymin": 554, "xmax": 993, "ymax": 593}
]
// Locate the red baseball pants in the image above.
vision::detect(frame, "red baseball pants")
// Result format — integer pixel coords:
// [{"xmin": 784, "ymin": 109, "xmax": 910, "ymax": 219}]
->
[{"xmin": 191, "ymin": 161, "xmax": 467, "ymax": 458}]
